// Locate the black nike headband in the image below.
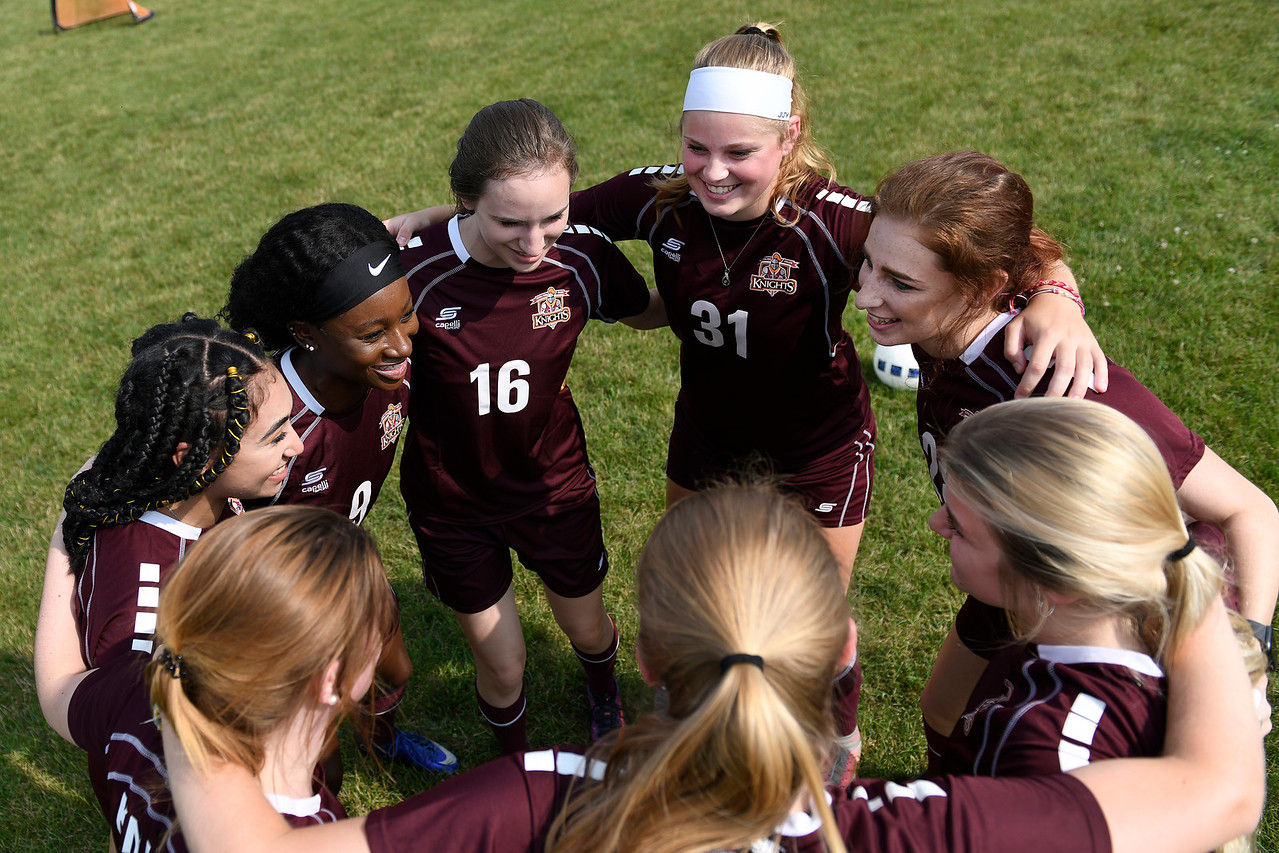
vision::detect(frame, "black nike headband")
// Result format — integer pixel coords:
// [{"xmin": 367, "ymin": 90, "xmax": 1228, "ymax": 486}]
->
[{"xmin": 309, "ymin": 240, "xmax": 406, "ymax": 322}]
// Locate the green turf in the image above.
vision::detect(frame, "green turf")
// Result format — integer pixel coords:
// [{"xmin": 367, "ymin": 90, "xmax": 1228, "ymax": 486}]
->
[{"xmin": 2, "ymin": 0, "xmax": 1275, "ymax": 848}]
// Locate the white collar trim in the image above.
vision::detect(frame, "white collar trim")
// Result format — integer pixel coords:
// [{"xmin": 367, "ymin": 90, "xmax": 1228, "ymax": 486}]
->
[
  {"xmin": 279, "ymin": 348, "xmax": 324, "ymax": 416},
  {"xmin": 1038, "ymin": 643, "xmax": 1164, "ymax": 678}
]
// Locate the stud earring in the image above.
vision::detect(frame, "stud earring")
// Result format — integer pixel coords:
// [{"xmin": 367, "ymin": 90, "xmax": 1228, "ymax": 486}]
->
[{"xmin": 289, "ymin": 324, "xmax": 313, "ymax": 352}]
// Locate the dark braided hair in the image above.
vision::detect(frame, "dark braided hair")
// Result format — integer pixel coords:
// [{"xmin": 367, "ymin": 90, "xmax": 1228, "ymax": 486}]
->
[
  {"xmin": 221, "ymin": 203, "xmax": 396, "ymax": 351},
  {"xmin": 62, "ymin": 314, "xmax": 273, "ymax": 576}
]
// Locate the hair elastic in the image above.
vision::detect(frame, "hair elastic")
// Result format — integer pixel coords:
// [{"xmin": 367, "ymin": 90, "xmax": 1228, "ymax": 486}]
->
[
  {"xmin": 191, "ymin": 365, "xmax": 249, "ymax": 492},
  {"xmin": 159, "ymin": 648, "xmax": 184, "ymax": 679},
  {"xmin": 683, "ymin": 66, "xmax": 793, "ymax": 121},
  {"xmin": 310, "ymin": 240, "xmax": 405, "ymax": 322},
  {"xmin": 1167, "ymin": 535, "xmax": 1196, "ymax": 562},
  {"xmin": 720, "ymin": 653, "xmax": 765, "ymax": 674}
]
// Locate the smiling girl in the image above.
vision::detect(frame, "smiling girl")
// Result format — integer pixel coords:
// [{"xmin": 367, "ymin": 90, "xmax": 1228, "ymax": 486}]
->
[
  {"xmin": 515, "ymin": 24, "xmax": 1099, "ymax": 591},
  {"xmin": 222, "ymin": 203, "xmax": 455, "ymax": 775},
  {"xmin": 397, "ymin": 99, "xmax": 663, "ymax": 754},
  {"xmin": 223, "ymin": 203, "xmax": 417, "ymax": 526},
  {"xmin": 35, "ymin": 315, "xmax": 302, "ymax": 677},
  {"xmin": 33, "ymin": 316, "xmax": 305, "ymax": 840},
  {"xmin": 854, "ymin": 151, "xmax": 1279, "ymax": 735}
]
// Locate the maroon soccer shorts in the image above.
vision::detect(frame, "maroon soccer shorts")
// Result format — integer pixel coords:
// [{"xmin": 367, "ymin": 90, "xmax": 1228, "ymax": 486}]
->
[
  {"xmin": 665, "ymin": 422, "xmax": 876, "ymax": 528},
  {"xmin": 408, "ymin": 493, "xmax": 609, "ymax": 614}
]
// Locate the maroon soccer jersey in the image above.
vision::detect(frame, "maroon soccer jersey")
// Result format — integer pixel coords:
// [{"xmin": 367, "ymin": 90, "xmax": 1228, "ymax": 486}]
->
[
  {"xmin": 927, "ymin": 643, "xmax": 1166, "ymax": 778},
  {"xmin": 398, "ymin": 217, "xmax": 649, "ymax": 522},
  {"xmin": 571, "ymin": 168, "xmax": 875, "ymax": 470},
  {"xmin": 69, "ymin": 656, "xmax": 180, "ymax": 852},
  {"xmin": 69, "ymin": 656, "xmax": 346, "ymax": 853},
  {"xmin": 363, "ymin": 746, "xmax": 1110, "ymax": 852},
  {"xmin": 914, "ymin": 312, "xmax": 1205, "ymax": 501},
  {"xmin": 74, "ymin": 511, "xmax": 203, "ymax": 667},
  {"xmin": 262, "ymin": 348, "xmax": 410, "ymax": 525}
]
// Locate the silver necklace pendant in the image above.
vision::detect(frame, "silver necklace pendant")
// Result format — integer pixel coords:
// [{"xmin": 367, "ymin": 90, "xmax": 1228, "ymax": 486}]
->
[{"xmin": 707, "ymin": 207, "xmax": 767, "ymax": 289}]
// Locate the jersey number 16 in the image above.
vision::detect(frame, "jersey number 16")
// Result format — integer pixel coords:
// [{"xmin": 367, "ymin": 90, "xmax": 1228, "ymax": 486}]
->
[{"xmin": 470, "ymin": 360, "xmax": 532, "ymax": 415}]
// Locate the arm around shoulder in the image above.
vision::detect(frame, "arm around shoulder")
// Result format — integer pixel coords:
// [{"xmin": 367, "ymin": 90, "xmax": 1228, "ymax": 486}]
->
[
  {"xmin": 1004, "ymin": 261, "xmax": 1109, "ymax": 398},
  {"xmin": 1070, "ymin": 598, "xmax": 1265, "ymax": 852},
  {"xmin": 33, "ymin": 512, "xmax": 88, "ymax": 743},
  {"xmin": 620, "ymin": 288, "xmax": 668, "ymax": 330},
  {"xmin": 161, "ymin": 724, "xmax": 371, "ymax": 853},
  {"xmin": 1177, "ymin": 445, "xmax": 1279, "ymax": 627},
  {"xmin": 384, "ymin": 206, "xmax": 454, "ymax": 247}
]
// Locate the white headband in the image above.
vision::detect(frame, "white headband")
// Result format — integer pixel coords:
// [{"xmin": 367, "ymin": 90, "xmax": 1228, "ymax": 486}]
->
[{"xmin": 683, "ymin": 66, "xmax": 793, "ymax": 121}]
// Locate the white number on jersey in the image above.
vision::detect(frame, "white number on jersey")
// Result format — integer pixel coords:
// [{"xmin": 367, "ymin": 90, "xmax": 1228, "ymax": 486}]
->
[
  {"xmin": 349, "ymin": 479, "xmax": 373, "ymax": 525},
  {"xmin": 690, "ymin": 300, "xmax": 748, "ymax": 358},
  {"xmin": 469, "ymin": 360, "xmax": 532, "ymax": 415}
]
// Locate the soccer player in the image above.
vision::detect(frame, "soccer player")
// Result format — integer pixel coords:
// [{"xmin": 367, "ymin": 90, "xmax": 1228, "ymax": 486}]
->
[
  {"xmin": 396, "ymin": 99, "xmax": 663, "ymax": 753},
  {"xmin": 32, "ymin": 317, "xmax": 305, "ymax": 845},
  {"xmin": 37, "ymin": 506, "xmax": 397, "ymax": 850},
  {"xmin": 852, "ymin": 151, "xmax": 1279, "ymax": 735},
  {"xmin": 222, "ymin": 203, "xmax": 416, "ymax": 525},
  {"xmin": 34, "ymin": 315, "xmax": 302, "ymax": 679},
  {"xmin": 222, "ymin": 203, "xmax": 455, "ymax": 774},
  {"xmin": 926, "ymin": 398, "xmax": 1225, "ymax": 775},
  {"xmin": 160, "ymin": 483, "xmax": 1264, "ymax": 853}
]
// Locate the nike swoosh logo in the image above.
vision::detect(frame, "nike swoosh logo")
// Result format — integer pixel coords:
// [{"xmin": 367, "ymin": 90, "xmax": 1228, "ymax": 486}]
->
[{"xmin": 368, "ymin": 254, "xmax": 391, "ymax": 276}]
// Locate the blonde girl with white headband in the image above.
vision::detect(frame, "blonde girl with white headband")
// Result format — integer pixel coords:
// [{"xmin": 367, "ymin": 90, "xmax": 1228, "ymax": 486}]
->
[{"xmin": 159, "ymin": 484, "xmax": 1262, "ymax": 853}]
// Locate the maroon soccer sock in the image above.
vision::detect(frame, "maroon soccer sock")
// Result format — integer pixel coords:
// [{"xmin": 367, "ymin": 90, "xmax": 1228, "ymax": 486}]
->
[
  {"xmin": 571, "ymin": 617, "xmax": 620, "ymax": 696},
  {"xmin": 832, "ymin": 652, "xmax": 862, "ymax": 737},
  {"xmin": 369, "ymin": 683, "xmax": 407, "ymax": 747},
  {"xmin": 477, "ymin": 685, "xmax": 528, "ymax": 754}
]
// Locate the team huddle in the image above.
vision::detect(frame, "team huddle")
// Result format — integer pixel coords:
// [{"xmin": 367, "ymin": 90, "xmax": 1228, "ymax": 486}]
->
[{"xmin": 33, "ymin": 22, "xmax": 1274, "ymax": 853}]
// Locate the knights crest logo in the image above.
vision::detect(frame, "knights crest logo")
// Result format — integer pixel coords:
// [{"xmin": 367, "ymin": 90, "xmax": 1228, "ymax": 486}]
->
[
  {"xmin": 379, "ymin": 402, "xmax": 405, "ymax": 450},
  {"xmin": 530, "ymin": 287, "xmax": 572, "ymax": 330},
  {"xmin": 749, "ymin": 252, "xmax": 799, "ymax": 297}
]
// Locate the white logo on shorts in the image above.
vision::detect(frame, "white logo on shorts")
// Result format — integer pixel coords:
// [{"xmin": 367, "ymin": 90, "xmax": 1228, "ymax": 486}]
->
[{"xmin": 815, "ymin": 502, "xmax": 837, "ymax": 513}]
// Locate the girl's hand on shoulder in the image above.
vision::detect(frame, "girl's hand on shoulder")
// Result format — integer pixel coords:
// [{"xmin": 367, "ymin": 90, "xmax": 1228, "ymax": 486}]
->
[
  {"xmin": 384, "ymin": 206, "xmax": 454, "ymax": 247},
  {"xmin": 1006, "ymin": 291, "xmax": 1109, "ymax": 398}
]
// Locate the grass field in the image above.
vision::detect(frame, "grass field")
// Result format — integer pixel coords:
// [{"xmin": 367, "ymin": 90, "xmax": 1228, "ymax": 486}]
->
[{"xmin": 2, "ymin": 0, "xmax": 1275, "ymax": 848}]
